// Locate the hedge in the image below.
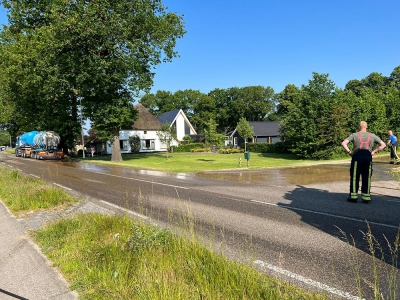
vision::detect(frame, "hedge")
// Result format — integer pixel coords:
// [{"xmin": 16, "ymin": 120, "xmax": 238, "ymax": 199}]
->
[
  {"xmin": 241, "ymin": 142, "xmax": 288, "ymax": 153},
  {"xmin": 173, "ymin": 143, "xmax": 205, "ymax": 152},
  {"xmin": 218, "ymin": 148, "xmax": 243, "ymax": 154}
]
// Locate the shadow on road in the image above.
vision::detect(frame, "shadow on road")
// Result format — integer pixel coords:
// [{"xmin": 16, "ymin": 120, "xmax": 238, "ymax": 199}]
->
[{"xmin": 280, "ymin": 184, "xmax": 400, "ymax": 268}]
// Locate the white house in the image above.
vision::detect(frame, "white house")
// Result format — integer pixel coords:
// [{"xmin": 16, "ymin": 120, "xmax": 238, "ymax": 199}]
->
[
  {"xmin": 156, "ymin": 109, "xmax": 197, "ymax": 142},
  {"xmin": 105, "ymin": 104, "xmax": 180, "ymax": 154}
]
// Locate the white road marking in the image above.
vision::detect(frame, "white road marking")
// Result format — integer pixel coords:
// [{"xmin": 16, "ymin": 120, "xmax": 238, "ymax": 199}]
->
[
  {"xmin": 82, "ymin": 178, "xmax": 104, "ymax": 184},
  {"xmin": 100, "ymin": 200, "xmax": 149, "ymax": 220},
  {"xmin": 90, "ymin": 171, "xmax": 189, "ymax": 190},
  {"xmin": 30, "ymin": 174, "xmax": 40, "ymax": 179},
  {"xmin": 53, "ymin": 183, "xmax": 72, "ymax": 191},
  {"xmin": 254, "ymin": 260, "xmax": 365, "ymax": 300},
  {"xmin": 250, "ymin": 200, "xmax": 399, "ymax": 229}
]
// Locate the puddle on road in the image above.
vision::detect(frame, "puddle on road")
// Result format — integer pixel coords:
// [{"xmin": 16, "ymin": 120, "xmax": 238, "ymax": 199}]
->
[
  {"xmin": 53, "ymin": 155, "xmax": 396, "ymax": 186},
  {"xmin": 197, "ymin": 164, "xmax": 350, "ymax": 185},
  {"xmin": 197, "ymin": 156, "xmax": 396, "ymax": 185},
  {"xmin": 55, "ymin": 160, "xmax": 190, "ymax": 180}
]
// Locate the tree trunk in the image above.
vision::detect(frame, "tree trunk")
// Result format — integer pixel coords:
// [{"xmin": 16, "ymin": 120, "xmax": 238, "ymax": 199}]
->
[{"xmin": 111, "ymin": 132, "xmax": 123, "ymax": 162}]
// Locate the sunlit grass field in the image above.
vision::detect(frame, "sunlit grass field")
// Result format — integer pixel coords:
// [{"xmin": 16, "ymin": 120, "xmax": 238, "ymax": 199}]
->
[{"xmin": 83, "ymin": 152, "xmax": 338, "ymax": 173}]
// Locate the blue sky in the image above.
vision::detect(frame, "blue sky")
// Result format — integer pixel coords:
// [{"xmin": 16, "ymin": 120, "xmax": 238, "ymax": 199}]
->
[{"xmin": 1, "ymin": 0, "xmax": 399, "ymax": 96}]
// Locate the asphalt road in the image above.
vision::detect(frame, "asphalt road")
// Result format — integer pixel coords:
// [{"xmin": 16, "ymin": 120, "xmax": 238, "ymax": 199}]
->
[{"xmin": 1, "ymin": 152, "xmax": 399, "ymax": 299}]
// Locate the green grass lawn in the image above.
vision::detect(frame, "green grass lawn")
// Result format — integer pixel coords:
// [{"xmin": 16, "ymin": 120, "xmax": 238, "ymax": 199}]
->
[{"xmin": 83, "ymin": 152, "xmax": 332, "ymax": 173}]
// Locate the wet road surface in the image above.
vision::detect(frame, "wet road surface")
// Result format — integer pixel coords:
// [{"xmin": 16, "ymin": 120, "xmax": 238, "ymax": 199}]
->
[{"xmin": 1, "ymin": 152, "xmax": 399, "ymax": 299}]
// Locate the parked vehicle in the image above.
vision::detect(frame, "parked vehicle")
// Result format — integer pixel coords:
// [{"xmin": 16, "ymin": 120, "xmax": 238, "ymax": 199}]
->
[
  {"xmin": 0, "ymin": 146, "xmax": 6, "ymax": 151},
  {"xmin": 15, "ymin": 131, "xmax": 64, "ymax": 160}
]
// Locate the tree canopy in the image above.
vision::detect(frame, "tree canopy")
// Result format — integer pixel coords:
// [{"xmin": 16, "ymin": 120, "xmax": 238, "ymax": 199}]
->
[
  {"xmin": 278, "ymin": 71, "xmax": 396, "ymax": 159},
  {"xmin": 0, "ymin": 0, "xmax": 185, "ymax": 160}
]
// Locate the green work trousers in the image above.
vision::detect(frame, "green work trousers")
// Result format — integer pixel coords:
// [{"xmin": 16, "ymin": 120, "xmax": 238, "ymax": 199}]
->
[{"xmin": 349, "ymin": 150, "xmax": 373, "ymax": 202}]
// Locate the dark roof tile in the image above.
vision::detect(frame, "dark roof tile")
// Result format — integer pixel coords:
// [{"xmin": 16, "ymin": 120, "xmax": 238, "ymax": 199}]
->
[
  {"xmin": 249, "ymin": 121, "xmax": 280, "ymax": 136},
  {"xmin": 156, "ymin": 109, "xmax": 180, "ymax": 124}
]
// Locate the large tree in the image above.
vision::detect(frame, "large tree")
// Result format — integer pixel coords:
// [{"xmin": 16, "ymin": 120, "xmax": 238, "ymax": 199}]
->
[
  {"xmin": 0, "ymin": 0, "xmax": 185, "ymax": 161},
  {"xmin": 279, "ymin": 72, "xmax": 339, "ymax": 158}
]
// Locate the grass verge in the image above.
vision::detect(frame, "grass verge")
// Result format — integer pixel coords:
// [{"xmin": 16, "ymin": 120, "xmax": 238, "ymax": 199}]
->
[
  {"xmin": 32, "ymin": 213, "xmax": 326, "ymax": 300},
  {"xmin": 0, "ymin": 167, "xmax": 78, "ymax": 214}
]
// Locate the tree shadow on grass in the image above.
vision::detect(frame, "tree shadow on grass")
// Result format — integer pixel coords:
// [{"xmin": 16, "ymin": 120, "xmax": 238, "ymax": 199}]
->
[{"xmin": 197, "ymin": 159, "xmax": 214, "ymax": 162}]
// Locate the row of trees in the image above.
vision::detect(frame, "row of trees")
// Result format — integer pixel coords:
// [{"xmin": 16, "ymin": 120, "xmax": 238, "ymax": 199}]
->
[
  {"xmin": 0, "ymin": 0, "xmax": 185, "ymax": 161},
  {"xmin": 278, "ymin": 69, "xmax": 400, "ymax": 158},
  {"xmin": 140, "ymin": 86, "xmax": 276, "ymax": 134},
  {"xmin": 140, "ymin": 66, "xmax": 400, "ymax": 159}
]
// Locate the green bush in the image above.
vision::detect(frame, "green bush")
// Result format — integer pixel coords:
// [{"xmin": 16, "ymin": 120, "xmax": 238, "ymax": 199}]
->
[
  {"xmin": 242, "ymin": 143, "xmax": 274, "ymax": 153},
  {"xmin": 129, "ymin": 135, "xmax": 141, "ymax": 153},
  {"xmin": 182, "ymin": 135, "xmax": 193, "ymax": 144},
  {"xmin": 190, "ymin": 148, "xmax": 211, "ymax": 152},
  {"xmin": 218, "ymin": 148, "xmax": 243, "ymax": 154},
  {"xmin": 174, "ymin": 143, "xmax": 205, "ymax": 152},
  {"xmin": 242, "ymin": 142, "xmax": 289, "ymax": 153}
]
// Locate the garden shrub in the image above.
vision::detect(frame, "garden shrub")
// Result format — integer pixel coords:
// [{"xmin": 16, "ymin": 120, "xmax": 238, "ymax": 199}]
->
[
  {"xmin": 218, "ymin": 148, "xmax": 243, "ymax": 154},
  {"xmin": 190, "ymin": 148, "xmax": 211, "ymax": 153},
  {"xmin": 241, "ymin": 142, "xmax": 289, "ymax": 153},
  {"xmin": 174, "ymin": 143, "xmax": 205, "ymax": 152},
  {"xmin": 129, "ymin": 135, "xmax": 141, "ymax": 153},
  {"xmin": 243, "ymin": 142, "xmax": 274, "ymax": 153}
]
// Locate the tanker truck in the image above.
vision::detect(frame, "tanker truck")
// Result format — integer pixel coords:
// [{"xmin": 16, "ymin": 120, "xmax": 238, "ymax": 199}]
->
[{"xmin": 15, "ymin": 131, "xmax": 64, "ymax": 160}]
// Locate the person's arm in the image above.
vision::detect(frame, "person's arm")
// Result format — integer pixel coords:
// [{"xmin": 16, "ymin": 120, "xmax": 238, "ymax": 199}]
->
[
  {"xmin": 371, "ymin": 141, "xmax": 386, "ymax": 156},
  {"xmin": 341, "ymin": 139, "xmax": 353, "ymax": 156}
]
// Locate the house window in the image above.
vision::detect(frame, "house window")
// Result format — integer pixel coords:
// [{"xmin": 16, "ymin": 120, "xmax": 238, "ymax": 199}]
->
[
  {"xmin": 233, "ymin": 137, "xmax": 237, "ymax": 146},
  {"xmin": 144, "ymin": 131, "xmax": 147, "ymax": 134},
  {"xmin": 141, "ymin": 139, "xmax": 155, "ymax": 150},
  {"xmin": 257, "ymin": 137, "xmax": 269, "ymax": 143},
  {"xmin": 119, "ymin": 140, "xmax": 130, "ymax": 151},
  {"xmin": 185, "ymin": 123, "xmax": 190, "ymax": 135}
]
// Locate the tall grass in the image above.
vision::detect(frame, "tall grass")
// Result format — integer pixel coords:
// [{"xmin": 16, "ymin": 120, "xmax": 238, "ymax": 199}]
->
[
  {"xmin": 33, "ymin": 214, "xmax": 326, "ymax": 300},
  {"xmin": 338, "ymin": 224, "xmax": 400, "ymax": 300},
  {"xmin": 0, "ymin": 167, "xmax": 77, "ymax": 213}
]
